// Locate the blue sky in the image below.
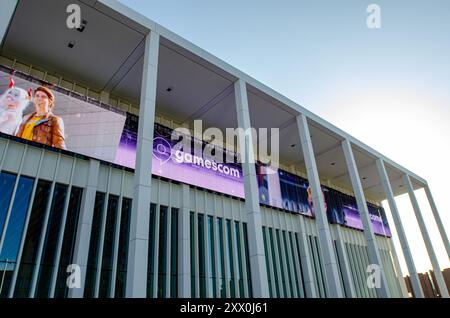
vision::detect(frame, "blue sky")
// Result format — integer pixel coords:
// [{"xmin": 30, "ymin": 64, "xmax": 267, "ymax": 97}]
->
[{"xmin": 118, "ymin": 0, "xmax": 450, "ymax": 274}]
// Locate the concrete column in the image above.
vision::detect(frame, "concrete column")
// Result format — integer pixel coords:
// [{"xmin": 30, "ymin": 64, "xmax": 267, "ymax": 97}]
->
[
  {"xmin": 68, "ymin": 159, "xmax": 100, "ymax": 298},
  {"xmin": 0, "ymin": 0, "xmax": 17, "ymax": 46},
  {"xmin": 234, "ymin": 79, "xmax": 269, "ymax": 298},
  {"xmin": 296, "ymin": 113, "xmax": 344, "ymax": 298},
  {"xmin": 341, "ymin": 140, "xmax": 390, "ymax": 297},
  {"xmin": 334, "ymin": 226, "xmax": 357, "ymax": 297},
  {"xmin": 403, "ymin": 175, "xmax": 449, "ymax": 298},
  {"xmin": 376, "ymin": 159, "xmax": 423, "ymax": 298},
  {"xmin": 424, "ymin": 185, "xmax": 450, "ymax": 260},
  {"xmin": 126, "ymin": 31, "xmax": 159, "ymax": 298},
  {"xmin": 178, "ymin": 184, "xmax": 191, "ymax": 297}
]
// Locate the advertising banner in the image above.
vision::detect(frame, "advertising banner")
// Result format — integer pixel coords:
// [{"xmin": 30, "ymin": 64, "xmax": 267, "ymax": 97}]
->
[
  {"xmin": 0, "ymin": 66, "xmax": 127, "ymax": 163},
  {"xmin": 0, "ymin": 65, "xmax": 391, "ymax": 236}
]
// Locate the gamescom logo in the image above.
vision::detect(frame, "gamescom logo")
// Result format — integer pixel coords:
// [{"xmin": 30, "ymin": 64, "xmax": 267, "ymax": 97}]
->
[
  {"xmin": 152, "ymin": 136, "xmax": 241, "ymax": 179},
  {"xmin": 153, "ymin": 137, "xmax": 172, "ymax": 164}
]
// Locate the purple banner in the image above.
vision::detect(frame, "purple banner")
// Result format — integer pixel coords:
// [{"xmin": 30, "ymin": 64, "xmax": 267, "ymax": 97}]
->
[
  {"xmin": 0, "ymin": 64, "xmax": 390, "ymax": 236},
  {"xmin": 114, "ymin": 120, "xmax": 391, "ymax": 236}
]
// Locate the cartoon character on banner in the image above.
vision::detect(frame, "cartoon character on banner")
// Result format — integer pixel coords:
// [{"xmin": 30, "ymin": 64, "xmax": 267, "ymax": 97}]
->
[
  {"xmin": 307, "ymin": 186, "xmax": 327, "ymax": 217},
  {"xmin": 0, "ymin": 77, "xmax": 32, "ymax": 135}
]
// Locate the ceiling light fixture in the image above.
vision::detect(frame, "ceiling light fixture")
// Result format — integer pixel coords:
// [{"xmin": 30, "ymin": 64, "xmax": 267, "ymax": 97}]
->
[{"xmin": 166, "ymin": 86, "xmax": 174, "ymax": 92}]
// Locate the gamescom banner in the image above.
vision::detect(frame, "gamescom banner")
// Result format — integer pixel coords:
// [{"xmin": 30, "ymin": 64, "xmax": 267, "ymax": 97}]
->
[{"xmin": 0, "ymin": 65, "xmax": 391, "ymax": 236}]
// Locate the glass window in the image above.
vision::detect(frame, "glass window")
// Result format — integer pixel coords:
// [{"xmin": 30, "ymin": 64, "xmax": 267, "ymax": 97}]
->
[
  {"xmin": 190, "ymin": 212, "xmax": 196, "ymax": 297},
  {"xmin": 333, "ymin": 240, "xmax": 346, "ymax": 298},
  {"xmin": 0, "ymin": 172, "xmax": 16, "ymax": 235},
  {"xmin": 14, "ymin": 179, "xmax": 51, "ymax": 298},
  {"xmin": 36, "ymin": 183, "xmax": 69, "ymax": 298},
  {"xmin": 294, "ymin": 233, "xmax": 307, "ymax": 298},
  {"xmin": 242, "ymin": 223, "xmax": 252, "ymax": 298},
  {"xmin": 225, "ymin": 219, "xmax": 235, "ymax": 298},
  {"xmin": 54, "ymin": 187, "xmax": 83, "ymax": 298},
  {"xmin": 157, "ymin": 206, "xmax": 168, "ymax": 298},
  {"xmin": 308, "ymin": 235, "xmax": 321, "ymax": 297},
  {"xmin": 282, "ymin": 231, "xmax": 294, "ymax": 297},
  {"xmin": 207, "ymin": 215, "xmax": 216, "ymax": 298},
  {"xmin": 234, "ymin": 221, "xmax": 244, "ymax": 297},
  {"xmin": 262, "ymin": 227, "xmax": 273, "ymax": 297},
  {"xmin": 287, "ymin": 232, "xmax": 303, "ymax": 298},
  {"xmin": 198, "ymin": 214, "xmax": 206, "ymax": 298},
  {"xmin": 0, "ymin": 175, "xmax": 34, "ymax": 298},
  {"xmin": 99, "ymin": 195, "xmax": 119, "ymax": 298},
  {"xmin": 275, "ymin": 229, "xmax": 287, "ymax": 297},
  {"xmin": 216, "ymin": 217, "xmax": 225, "ymax": 298},
  {"xmin": 268, "ymin": 228, "xmax": 279, "ymax": 297},
  {"xmin": 115, "ymin": 197, "xmax": 132, "ymax": 298},
  {"xmin": 84, "ymin": 192, "xmax": 106, "ymax": 298},
  {"xmin": 147, "ymin": 203, "xmax": 157, "ymax": 298},
  {"xmin": 170, "ymin": 208, "xmax": 178, "ymax": 298}
]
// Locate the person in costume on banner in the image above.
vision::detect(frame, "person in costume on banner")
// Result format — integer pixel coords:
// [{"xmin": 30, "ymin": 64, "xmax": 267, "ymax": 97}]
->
[
  {"xmin": 0, "ymin": 77, "xmax": 32, "ymax": 135},
  {"xmin": 307, "ymin": 185, "xmax": 327, "ymax": 217},
  {"xmin": 16, "ymin": 85, "xmax": 67, "ymax": 150}
]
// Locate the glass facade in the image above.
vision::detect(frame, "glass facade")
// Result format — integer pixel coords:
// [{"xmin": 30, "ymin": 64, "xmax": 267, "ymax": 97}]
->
[
  {"xmin": 84, "ymin": 192, "xmax": 106, "ymax": 298},
  {"xmin": 115, "ymin": 198, "xmax": 132, "ymax": 298},
  {"xmin": 85, "ymin": 193, "xmax": 132, "ymax": 298},
  {"xmin": 36, "ymin": 183, "xmax": 69, "ymax": 298},
  {"xmin": 0, "ymin": 173, "xmax": 34, "ymax": 297},
  {"xmin": 54, "ymin": 187, "xmax": 83, "ymax": 298},
  {"xmin": 0, "ymin": 171, "xmax": 84, "ymax": 298},
  {"xmin": 14, "ymin": 179, "xmax": 52, "ymax": 298},
  {"xmin": 0, "ymin": 162, "xmax": 402, "ymax": 299}
]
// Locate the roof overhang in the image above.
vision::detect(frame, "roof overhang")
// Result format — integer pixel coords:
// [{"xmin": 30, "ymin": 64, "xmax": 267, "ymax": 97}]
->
[{"xmin": 0, "ymin": 0, "xmax": 426, "ymax": 203}]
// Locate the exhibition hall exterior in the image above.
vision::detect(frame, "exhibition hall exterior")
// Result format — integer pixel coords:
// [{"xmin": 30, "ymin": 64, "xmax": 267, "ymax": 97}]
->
[{"xmin": 0, "ymin": 0, "xmax": 448, "ymax": 298}]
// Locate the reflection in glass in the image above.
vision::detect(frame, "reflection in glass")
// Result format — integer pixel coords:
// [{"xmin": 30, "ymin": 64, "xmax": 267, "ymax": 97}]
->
[
  {"xmin": 54, "ymin": 187, "xmax": 83, "ymax": 298},
  {"xmin": 170, "ymin": 208, "xmax": 178, "ymax": 298},
  {"xmin": 84, "ymin": 192, "xmax": 105, "ymax": 298},
  {"xmin": 99, "ymin": 195, "xmax": 119, "ymax": 298},
  {"xmin": 36, "ymin": 184, "xmax": 68, "ymax": 298},
  {"xmin": 14, "ymin": 180, "xmax": 51, "ymax": 297},
  {"xmin": 115, "ymin": 197, "xmax": 132, "ymax": 298},
  {"xmin": 157, "ymin": 206, "xmax": 168, "ymax": 298},
  {"xmin": 0, "ymin": 175, "xmax": 34, "ymax": 298},
  {"xmin": 147, "ymin": 203, "xmax": 156, "ymax": 298}
]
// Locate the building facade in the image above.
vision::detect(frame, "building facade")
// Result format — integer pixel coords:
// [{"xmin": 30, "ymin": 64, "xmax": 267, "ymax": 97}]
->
[{"xmin": 0, "ymin": 0, "xmax": 449, "ymax": 298}]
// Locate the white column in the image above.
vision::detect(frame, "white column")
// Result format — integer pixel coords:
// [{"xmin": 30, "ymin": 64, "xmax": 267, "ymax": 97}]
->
[
  {"xmin": 341, "ymin": 139, "xmax": 390, "ymax": 298},
  {"xmin": 424, "ymin": 185, "xmax": 450, "ymax": 260},
  {"xmin": 68, "ymin": 159, "xmax": 100, "ymax": 298},
  {"xmin": 403, "ymin": 175, "xmax": 449, "ymax": 298},
  {"xmin": 234, "ymin": 79, "xmax": 269, "ymax": 298},
  {"xmin": 178, "ymin": 184, "xmax": 191, "ymax": 297},
  {"xmin": 0, "ymin": 0, "xmax": 17, "ymax": 46},
  {"xmin": 376, "ymin": 159, "xmax": 423, "ymax": 298},
  {"xmin": 126, "ymin": 31, "xmax": 159, "ymax": 298},
  {"xmin": 296, "ymin": 114, "xmax": 344, "ymax": 298}
]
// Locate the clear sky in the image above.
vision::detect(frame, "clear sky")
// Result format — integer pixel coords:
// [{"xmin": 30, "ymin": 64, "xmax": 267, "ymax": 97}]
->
[{"xmin": 118, "ymin": 0, "xmax": 450, "ymax": 275}]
